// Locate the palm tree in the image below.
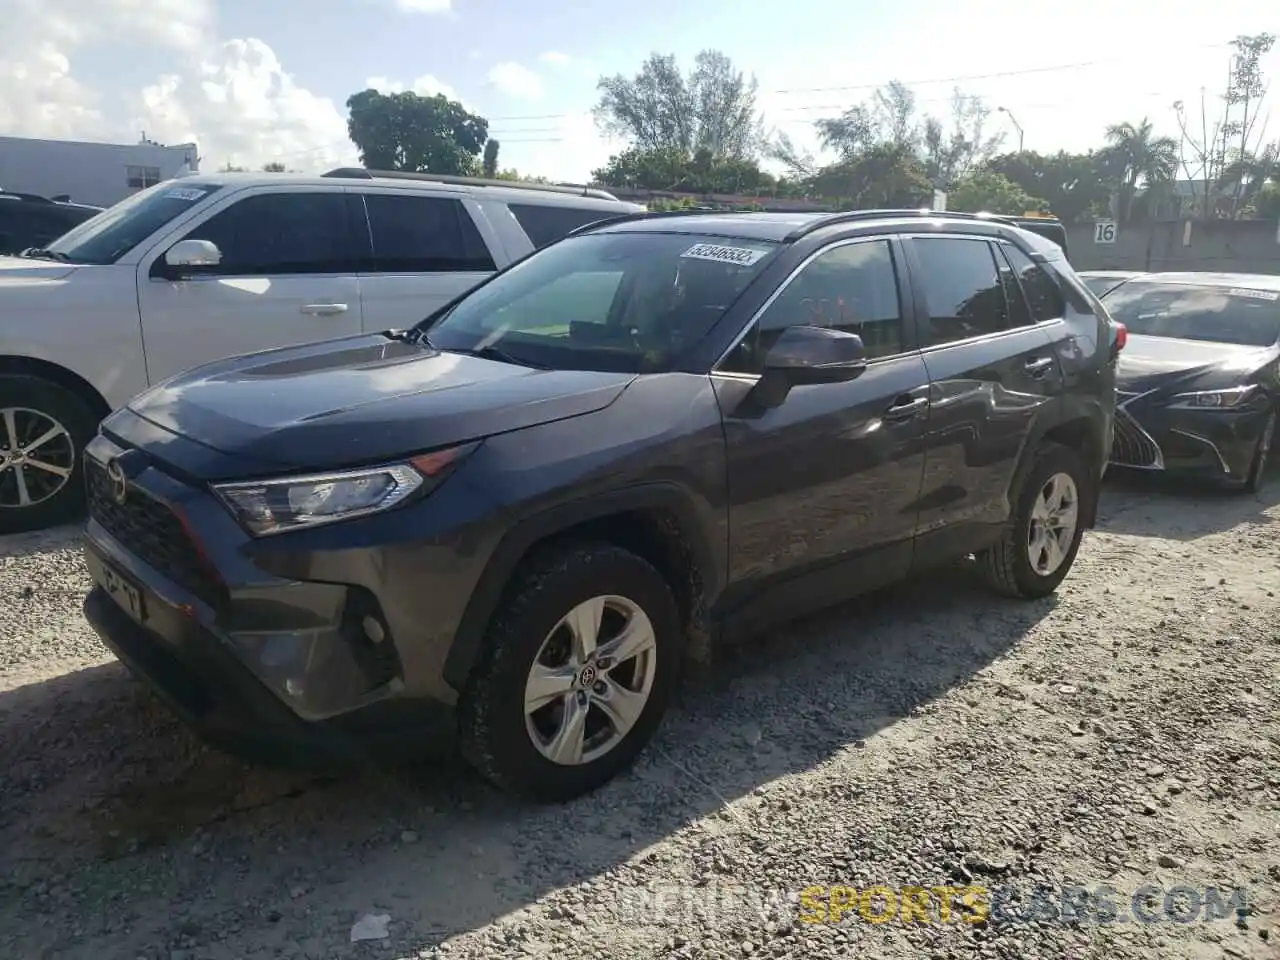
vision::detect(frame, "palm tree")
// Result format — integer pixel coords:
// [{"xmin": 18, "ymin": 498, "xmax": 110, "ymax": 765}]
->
[{"xmin": 1103, "ymin": 119, "xmax": 1179, "ymax": 223}]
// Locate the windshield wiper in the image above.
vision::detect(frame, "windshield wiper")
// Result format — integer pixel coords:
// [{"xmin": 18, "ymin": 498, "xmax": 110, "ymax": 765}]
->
[
  {"xmin": 445, "ymin": 344, "xmax": 549, "ymax": 369},
  {"xmin": 19, "ymin": 248, "xmax": 71, "ymax": 262}
]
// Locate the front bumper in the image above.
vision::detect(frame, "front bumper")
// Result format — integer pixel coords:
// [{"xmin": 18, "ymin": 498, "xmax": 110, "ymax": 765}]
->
[
  {"xmin": 79, "ymin": 432, "xmax": 488, "ymax": 764},
  {"xmin": 1108, "ymin": 392, "xmax": 1269, "ymax": 480}
]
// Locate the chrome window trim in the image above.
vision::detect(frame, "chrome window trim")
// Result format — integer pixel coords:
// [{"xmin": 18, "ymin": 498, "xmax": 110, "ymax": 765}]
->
[{"xmin": 711, "ymin": 235, "xmax": 912, "ymax": 373}]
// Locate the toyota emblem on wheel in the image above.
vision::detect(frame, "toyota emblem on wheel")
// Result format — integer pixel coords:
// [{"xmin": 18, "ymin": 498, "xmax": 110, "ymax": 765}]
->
[{"xmin": 106, "ymin": 459, "xmax": 128, "ymax": 505}]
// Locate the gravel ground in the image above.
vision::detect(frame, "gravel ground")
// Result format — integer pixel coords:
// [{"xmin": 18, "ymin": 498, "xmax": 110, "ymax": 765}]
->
[{"xmin": 1, "ymin": 475, "xmax": 1278, "ymax": 960}]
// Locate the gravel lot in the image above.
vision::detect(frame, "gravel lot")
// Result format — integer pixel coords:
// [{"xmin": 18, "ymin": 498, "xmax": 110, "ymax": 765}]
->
[{"xmin": 2, "ymin": 475, "xmax": 1278, "ymax": 960}]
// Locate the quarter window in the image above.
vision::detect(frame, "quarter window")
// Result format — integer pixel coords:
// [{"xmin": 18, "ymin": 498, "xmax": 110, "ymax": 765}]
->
[
  {"xmin": 911, "ymin": 237, "xmax": 1008, "ymax": 346},
  {"xmin": 1002, "ymin": 245, "xmax": 1066, "ymax": 323},
  {"xmin": 178, "ymin": 192, "xmax": 357, "ymax": 275},
  {"xmin": 362, "ymin": 194, "xmax": 495, "ymax": 273},
  {"xmin": 508, "ymin": 203, "xmax": 615, "ymax": 248},
  {"xmin": 722, "ymin": 239, "xmax": 904, "ymax": 374}
]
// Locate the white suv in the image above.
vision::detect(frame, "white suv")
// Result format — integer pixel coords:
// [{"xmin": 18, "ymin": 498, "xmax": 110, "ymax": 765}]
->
[{"xmin": 0, "ymin": 169, "xmax": 644, "ymax": 532}]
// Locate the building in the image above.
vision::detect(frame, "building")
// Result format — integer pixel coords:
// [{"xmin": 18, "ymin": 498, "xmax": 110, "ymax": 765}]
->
[{"xmin": 0, "ymin": 135, "xmax": 199, "ymax": 208}]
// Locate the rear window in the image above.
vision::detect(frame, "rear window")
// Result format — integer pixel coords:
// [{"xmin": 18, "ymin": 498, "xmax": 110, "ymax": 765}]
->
[
  {"xmin": 1101, "ymin": 281, "xmax": 1280, "ymax": 347},
  {"xmin": 509, "ymin": 203, "xmax": 617, "ymax": 248}
]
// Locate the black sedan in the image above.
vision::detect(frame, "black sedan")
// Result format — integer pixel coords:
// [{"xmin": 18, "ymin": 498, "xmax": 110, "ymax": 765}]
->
[{"xmin": 1098, "ymin": 272, "xmax": 1278, "ymax": 492}]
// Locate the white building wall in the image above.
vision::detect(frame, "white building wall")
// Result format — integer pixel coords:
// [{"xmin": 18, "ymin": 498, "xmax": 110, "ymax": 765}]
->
[{"xmin": 0, "ymin": 136, "xmax": 200, "ymax": 208}]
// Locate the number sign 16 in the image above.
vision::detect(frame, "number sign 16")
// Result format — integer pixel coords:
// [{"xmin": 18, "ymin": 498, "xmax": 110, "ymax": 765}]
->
[{"xmin": 1094, "ymin": 221, "xmax": 1117, "ymax": 244}]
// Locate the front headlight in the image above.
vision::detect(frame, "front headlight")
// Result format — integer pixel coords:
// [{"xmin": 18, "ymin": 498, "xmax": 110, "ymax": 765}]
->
[
  {"xmin": 1167, "ymin": 385, "xmax": 1260, "ymax": 410},
  {"xmin": 213, "ymin": 443, "xmax": 478, "ymax": 536}
]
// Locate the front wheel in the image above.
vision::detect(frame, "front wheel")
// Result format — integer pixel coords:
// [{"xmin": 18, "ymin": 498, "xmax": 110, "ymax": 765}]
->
[
  {"xmin": 978, "ymin": 442, "xmax": 1089, "ymax": 599},
  {"xmin": 0, "ymin": 375, "xmax": 100, "ymax": 535},
  {"xmin": 1240, "ymin": 409, "xmax": 1274, "ymax": 494},
  {"xmin": 458, "ymin": 543, "xmax": 682, "ymax": 802}
]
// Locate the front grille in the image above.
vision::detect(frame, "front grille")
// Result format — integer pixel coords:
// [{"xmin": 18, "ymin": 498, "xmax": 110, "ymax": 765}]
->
[
  {"xmin": 85, "ymin": 458, "xmax": 224, "ymax": 608},
  {"xmin": 1110, "ymin": 408, "xmax": 1163, "ymax": 468}
]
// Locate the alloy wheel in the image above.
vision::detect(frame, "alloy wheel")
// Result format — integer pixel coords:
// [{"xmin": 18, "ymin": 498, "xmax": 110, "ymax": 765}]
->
[
  {"xmin": 524, "ymin": 594, "xmax": 658, "ymax": 766},
  {"xmin": 0, "ymin": 407, "xmax": 76, "ymax": 510},
  {"xmin": 1027, "ymin": 471, "xmax": 1079, "ymax": 577}
]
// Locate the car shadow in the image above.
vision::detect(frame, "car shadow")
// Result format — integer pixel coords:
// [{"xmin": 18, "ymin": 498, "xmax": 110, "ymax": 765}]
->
[
  {"xmin": 1097, "ymin": 467, "xmax": 1280, "ymax": 540},
  {"xmin": 0, "ymin": 556, "xmax": 1054, "ymax": 958}
]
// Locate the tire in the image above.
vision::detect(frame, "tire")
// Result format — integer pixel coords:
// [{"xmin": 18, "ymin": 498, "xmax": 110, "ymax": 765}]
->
[
  {"xmin": 978, "ymin": 442, "xmax": 1089, "ymax": 600},
  {"xmin": 1240, "ymin": 409, "xmax": 1275, "ymax": 495},
  {"xmin": 458, "ymin": 542, "xmax": 683, "ymax": 802},
  {"xmin": 0, "ymin": 374, "xmax": 100, "ymax": 535}
]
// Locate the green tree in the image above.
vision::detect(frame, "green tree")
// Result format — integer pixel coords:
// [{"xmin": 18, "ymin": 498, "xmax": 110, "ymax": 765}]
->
[
  {"xmin": 594, "ymin": 50, "xmax": 763, "ymax": 159},
  {"xmin": 592, "ymin": 146, "xmax": 775, "ymax": 194},
  {"xmin": 1102, "ymin": 118, "xmax": 1178, "ymax": 224},
  {"xmin": 346, "ymin": 88, "xmax": 489, "ymax": 176},
  {"xmin": 810, "ymin": 144, "xmax": 933, "ymax": 209},
  {"xmin": 947, "ymin": 170, "xmax": 1045, "ymax": 214},
  {"xmin": 482, "ymin": 140, "xmax": 499, "ymax": 178},
  {"xmin": 985, "ymin": 150, "xmax": 1111, "ymax": 223}
]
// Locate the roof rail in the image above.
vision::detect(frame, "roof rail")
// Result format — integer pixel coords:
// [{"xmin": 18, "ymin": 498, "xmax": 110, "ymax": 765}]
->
[
  {"xmin": 783, "ymin": 208, "xmax": 1024, "ymax": 241},
  {"xmin": 564, "ymin": 208, "xmax": 730, "ymax": 237},
  {"xmin": 319, "ymin": 167, "xmax": 621, "ymax": 201}
]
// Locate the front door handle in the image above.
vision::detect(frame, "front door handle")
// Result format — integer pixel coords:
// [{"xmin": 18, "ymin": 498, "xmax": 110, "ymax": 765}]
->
[
  {"xmin": 300, "ymin": 302, "xmax": 349, "ymax": 316},
  {"xmin": 883, "ymin": 395, "xmax": 929, "ymax": 421},
  {"xmin": 1024, "ymin": 356, "xmax": 1055, "ymax": 377}
]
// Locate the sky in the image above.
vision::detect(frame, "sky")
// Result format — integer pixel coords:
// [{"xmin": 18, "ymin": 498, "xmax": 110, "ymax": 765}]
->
[{"xmin": 2, "ymin": 0, "xmax": 1277, "ymax": 184}]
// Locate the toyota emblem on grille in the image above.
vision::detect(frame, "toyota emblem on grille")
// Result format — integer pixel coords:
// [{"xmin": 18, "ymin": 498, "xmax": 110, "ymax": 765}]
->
[{"xmin": 106, "ymin": 459, "xmax": 128, "ymax": 505}]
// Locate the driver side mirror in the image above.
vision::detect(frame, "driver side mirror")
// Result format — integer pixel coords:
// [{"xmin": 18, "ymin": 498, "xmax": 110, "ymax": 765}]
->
[
  {"xmin": 762, "ymin": 324, "xmax": 867, "ymax": 385},
  {"xmin": 161, "ymin": 238, "xmax": 222, "ymax": 278}
]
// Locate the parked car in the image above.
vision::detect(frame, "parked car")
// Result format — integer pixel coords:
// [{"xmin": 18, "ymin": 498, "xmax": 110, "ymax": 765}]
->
[
  {"xmin": 1097, "ymin": 271, "xmax": 1278, "ymax": 491},
  {"xmin": 0, "ymin": 168, "xmax": 644, "ymax": 533},
  {"xmin": 1078, "ymin": 269, "xmax": 1145, "ymax": 298},
  {"xmin": 0, "ymin": 189, "xmax": 101, "ymax": 256},
  {"xmin": 81, "ymin": 209, "xmax": 1119, "ymax": 801}
]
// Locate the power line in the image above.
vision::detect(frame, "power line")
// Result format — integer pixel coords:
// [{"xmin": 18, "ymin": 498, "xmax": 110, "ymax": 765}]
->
[{"xmin": 481, "ymin": 40, "xmax": 1233, "ymax": 123}]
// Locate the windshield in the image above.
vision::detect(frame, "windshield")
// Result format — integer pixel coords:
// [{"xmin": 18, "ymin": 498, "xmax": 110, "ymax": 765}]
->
[
  {"xmin": 44, "ymin": 182, "xmax": 223, "ymax": 264},
  {"xmin": 1101, "ymin": 281, "xmax": 1280, "ymax": 347},
  {"xmin": 424, "ymin": 231, "xmax": 778, "ymax": 372}
]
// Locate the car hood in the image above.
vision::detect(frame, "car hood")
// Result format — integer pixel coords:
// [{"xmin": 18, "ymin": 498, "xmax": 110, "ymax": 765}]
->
[
  {"xmin": 0, "ymin": 255, "xmax": 79, "ymax": 283},
  {"xmin": 123, "ymin": 333, "xmax": 637, "ymax": 475},
  {"xmin": 1116, "ymin": 334, "xmax": 1273, "ymax": 394}
]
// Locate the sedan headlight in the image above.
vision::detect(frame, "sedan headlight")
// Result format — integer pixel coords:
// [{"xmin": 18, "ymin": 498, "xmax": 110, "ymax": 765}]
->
[
  {"xmin": 213, "ymin": 443, "xmax": 478, "ymax": 536},
  {"xmin": 1167, "ymin": 385, "xmax": 1260, "ymax": 410}
]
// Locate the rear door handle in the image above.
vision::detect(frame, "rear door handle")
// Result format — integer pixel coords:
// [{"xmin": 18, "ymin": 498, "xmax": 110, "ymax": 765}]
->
[
  {"xmin": 1024, "ymin": 356, "xmax": 1055, "ymax": 377},
  {"xmin": 300, "ymin": 302, "xmax": 349, "ymax": 316},
  {"xmin": 883, "ymin": 395, "xmax": 929, "ymax": 421}
]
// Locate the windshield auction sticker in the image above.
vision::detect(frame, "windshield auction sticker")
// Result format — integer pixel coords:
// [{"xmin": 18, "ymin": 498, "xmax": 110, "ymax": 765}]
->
[
  {"xmin": 680, "ymin": 243, "xmax": 768, "ymax": 266},
  {"xmin": 164, "ymin": 187, "xmax": 209, "ymax": 202},
  {"xmin": 1225, "ymin": 287, "xmax": 1279, "ymax": 301}
]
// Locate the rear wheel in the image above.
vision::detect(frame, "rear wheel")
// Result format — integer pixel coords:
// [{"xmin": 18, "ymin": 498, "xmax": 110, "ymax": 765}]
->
[
  {"xmin": 1240, "ymin": 409, "xmax": 1274, "ymax": 494},
  {"xmin": 978, "ymin": 442, "xmax": 1088, "ymax": 599},
  {"xmin": 0, "ymin": 375, "xmax": 99, "ymax": 535},
  {"xmin": 458, "ymin": 543, "xmax": 682, "ymax": 802}
]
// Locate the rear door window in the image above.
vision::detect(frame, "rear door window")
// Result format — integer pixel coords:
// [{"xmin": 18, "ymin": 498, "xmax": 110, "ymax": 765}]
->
[
  {"xmin": 362, "ymin": 193, "xmax": 495, "ymax": 273},
  {"xmin": 508, "ymin": 203, "xmax": 616, "ymax": 248},
  {"xmin": 1001, "ymin": 244, "xmax": 1066, "ymax": 323},
  {"xmin": 910, "ymin": 237, "xmax": 1010, "ymax": 347}
]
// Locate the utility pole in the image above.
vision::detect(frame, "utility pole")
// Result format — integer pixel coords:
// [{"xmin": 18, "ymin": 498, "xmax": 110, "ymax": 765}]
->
[{"xmin": 997, "ymin": 106, "xmax": 1024, "ymax": 152}]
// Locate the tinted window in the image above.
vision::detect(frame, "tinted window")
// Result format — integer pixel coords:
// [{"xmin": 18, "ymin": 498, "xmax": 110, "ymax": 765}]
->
[
  {"xmin": 363, "ymin": 194, "xmax": 495, "ymax": 273},
  {"xmin": 1101, "ymin": 281, "xmax": 1280, "ymax": 347},
  {"xmin": 427, "ymin": 232, "xmax": 776, "ymax": 373},
  {"xmin": 1002, "ymin": 245, "xmax": 1066, "ymax": 323},
  {"xmin": 509, "ymin": 203, "xmax": 615, "ymax": 248},
  {"xmin": 723, "ymin": 239, "xmax": 904, "ymax": 374},
  {"xmin": 47, "ymin": 182, "xmax": 223, "ymax": 264},
  {"xmin": 179, "ymin": 192, "xmax": 356, "ymax": 275},
  {"xmin": 912, "ymin": 238, "xmax": 1007, "ymax": 346}
]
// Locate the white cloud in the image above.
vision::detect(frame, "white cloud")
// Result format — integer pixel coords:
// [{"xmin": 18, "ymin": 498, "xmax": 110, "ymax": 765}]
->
[
  {"xmin": 539, "ymin": 52, "xmax": 571, "ymax": 67},
  {"xmin": 393, "ymin": 0, "xmax": 451, "ymax": 10},
  {"xmin": 365, "ymin": 74, "xmax": 460, "ymax": 103},
  {"xmin": 487, "ymin": 62, "xmax": 544, "ymax": 101},
  {"xmin": 0, "ymin": 0, "xmax": 357, "ymax": 173}
]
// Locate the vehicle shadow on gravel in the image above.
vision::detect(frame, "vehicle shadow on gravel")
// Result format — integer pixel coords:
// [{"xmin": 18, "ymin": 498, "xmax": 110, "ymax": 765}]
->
[
  {"xmin": 0, "ymin": 558, "xmax": 1058, "ymax": 957},
  {"xmin": 1097, "ymin": 469, "xmax": 1280, "ymax": 540}
]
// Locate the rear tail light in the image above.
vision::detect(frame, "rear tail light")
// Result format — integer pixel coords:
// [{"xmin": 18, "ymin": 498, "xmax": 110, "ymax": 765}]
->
[{"xmin": 1111, "ymin": 322, "xmax": 1127, "ymax": 356}]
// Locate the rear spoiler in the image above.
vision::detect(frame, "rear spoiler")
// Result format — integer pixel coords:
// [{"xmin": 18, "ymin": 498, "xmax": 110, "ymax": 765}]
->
[{"xmin": 1004, "ymin": 216, "xmax": 1068, "ymax": 259}]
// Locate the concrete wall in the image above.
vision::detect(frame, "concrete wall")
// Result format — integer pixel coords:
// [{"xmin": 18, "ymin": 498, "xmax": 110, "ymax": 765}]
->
[
  {"xmin": 1066, "ymin": 219, "xmax": 1280, "ymax": 275},
  {"xmin": 0, "ymin": 136, "xmax": 200, "ymax": 208}
]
